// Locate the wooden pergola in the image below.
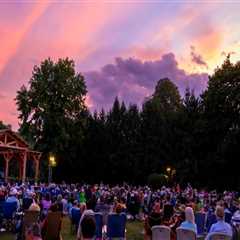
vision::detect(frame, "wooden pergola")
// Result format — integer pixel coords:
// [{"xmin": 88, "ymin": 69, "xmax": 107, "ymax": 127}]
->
[{"xmin": 0, "ymin": 129, "xmax": 42, "ymax": 182}]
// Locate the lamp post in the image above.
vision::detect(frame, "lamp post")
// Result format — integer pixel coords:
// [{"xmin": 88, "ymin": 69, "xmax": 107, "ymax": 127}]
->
[
  {"xmin": 166, "ymin": 167, "xmax": 171, "ymax": 183},
  {"xmin": 48, "ymin": 154, "xmax": 56, "ymax": 183},
  {"xmin": 166, "ymin": 167, "xmax": 176, "ymax": 184}
]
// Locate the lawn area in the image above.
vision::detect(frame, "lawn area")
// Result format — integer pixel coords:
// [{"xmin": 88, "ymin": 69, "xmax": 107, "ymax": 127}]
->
[{"xmin": 0, "ymin": 217, "xmax": 144, "ymax": 240}]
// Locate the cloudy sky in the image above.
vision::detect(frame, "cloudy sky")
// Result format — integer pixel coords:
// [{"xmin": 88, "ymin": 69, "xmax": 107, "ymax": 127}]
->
[{"xmin": 0, "ymin": 1, "xmax": 240, "ymax": 129}]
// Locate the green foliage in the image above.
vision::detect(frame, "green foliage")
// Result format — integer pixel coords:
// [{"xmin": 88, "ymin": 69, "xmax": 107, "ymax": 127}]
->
[
  {"xmin": 0, "ymin": 120, "xmax": 11, "ymax": 130},
  {"xmin": 201, "ymin": 56, "xmax": 240, "ymax": 188},
  {"xmin": 148, "ymin": 173, "xmax": 167, "ymax": 189},
  {"xmin": 14, "ymin": 56, "xmax": 240, "ymax": 189},
  {"xmin": 144, "ymin": 78, "xmax": 182, "ymax": 113},
  {"xmin": 16, "ymin": 58, "xmax": 87, "ymax": 180}
]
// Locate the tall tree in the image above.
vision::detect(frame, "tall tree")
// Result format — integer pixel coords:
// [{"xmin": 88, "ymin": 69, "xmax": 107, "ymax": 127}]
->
[
  {"xmin": 202, "ymin": 56, "xmax": 240, "ymax": 188},
  {"xmin": 16, "ymin": 58, "xmax": 87, "ymax": 180},
  {"xmin": 177, "ymin": 88, "xmax": 204, "ymax": 183},
  {"xmin": 141, "ymin": 78, "xmax": 182, "ymax": 179},
  {"xmin": 145, "ymin": 78, "xmax": 182, "ymax": 113}
]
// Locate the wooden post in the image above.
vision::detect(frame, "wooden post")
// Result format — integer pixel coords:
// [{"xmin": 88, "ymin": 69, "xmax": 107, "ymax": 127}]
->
[
  {"xmin": 19, "ymin": 158, "xmax": 23, "ymax": 180},
  {"xmin": 35, "ymin": 159, "xmax": 39, "ymax": 182},
  {"xmin": 19, "ymin": 151, "xmax": 27, "ymax": 182},
  {"xmin": 22, "ymin": 152, "xmax": 27, "ymax": 182},
  {"xmin": 32, "ymin": 153, "xmax": 41, "ymax": 182},
  {"xmin": 5, "ymin": 158, "xmax": 9, "ymax": 182},
  {"xmin": 3, "ymin": 151, "xmax": 13, "ymax": 182}
]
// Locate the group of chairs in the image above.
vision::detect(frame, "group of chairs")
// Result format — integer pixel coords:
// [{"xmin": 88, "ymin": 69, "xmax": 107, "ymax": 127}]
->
[
  {"xmin": 195, "ymin": 211, "xmax": 232, "ymax": 235},
  {"xmin": 0, "ymin": 201, "xmax": 18, "ymax": 231},
  {"xmin": 0, "ymin": 201, "xmax": 234, "ymax": 240},
  {"xmin": 0, "ymin": 200, "xmax": 63, "ymax": 240},
  {"xmin": 151, "ymin": 226, "xmax": 232, "ymax": 240},
  {"xmin": 70, "ymin": 208, "xmax": 127, "ymax": 239},
  {"xmin": 18, "ymin": 210, "xmax": 62, "ymax": 240},
  {"xmin": 151, "ymin": 211, "xmax": 233, "ymax": 240}
]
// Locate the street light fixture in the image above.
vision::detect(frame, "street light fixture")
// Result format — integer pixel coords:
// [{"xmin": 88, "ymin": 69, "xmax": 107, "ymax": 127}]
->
[
  {"xmin": 49, "ymin": 155, "xmax": 56, "ymax": 167},
  {"xmin": 48, "ymin": 153, "xmax": 56, "ymax": 183}
]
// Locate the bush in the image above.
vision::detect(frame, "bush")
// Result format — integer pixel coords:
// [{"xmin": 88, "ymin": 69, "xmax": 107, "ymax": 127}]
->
[{"xmin": 148, "ymin": 173, "xmax": 167, "ymax": 189}]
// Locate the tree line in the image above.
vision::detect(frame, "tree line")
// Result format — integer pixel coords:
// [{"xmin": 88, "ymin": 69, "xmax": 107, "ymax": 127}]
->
[{"xmin": 2, "ymin": 56, "xmax": 239, "ymax": 189}]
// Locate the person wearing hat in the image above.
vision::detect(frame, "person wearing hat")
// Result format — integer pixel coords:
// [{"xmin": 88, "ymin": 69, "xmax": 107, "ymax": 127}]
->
[{"xmin": 209, "ymin": 205, "xmax": 232, "ymax": 236}]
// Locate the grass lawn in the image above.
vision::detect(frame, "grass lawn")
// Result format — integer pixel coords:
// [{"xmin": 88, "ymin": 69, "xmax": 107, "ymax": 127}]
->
[{"xmin": 0, "ymin": 217, "xmax": 144, "ymax": 240}]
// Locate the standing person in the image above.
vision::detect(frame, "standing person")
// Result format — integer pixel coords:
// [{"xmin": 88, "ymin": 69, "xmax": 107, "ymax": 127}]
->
[{"xmin": 79, "ymin": 189, "xmax": 86, "ymax": 204}]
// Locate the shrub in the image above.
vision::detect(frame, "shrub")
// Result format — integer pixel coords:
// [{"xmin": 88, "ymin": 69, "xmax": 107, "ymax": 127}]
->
[{"xmin": 148, "ymin": 173, "xmax": 167, "ymax": 189}]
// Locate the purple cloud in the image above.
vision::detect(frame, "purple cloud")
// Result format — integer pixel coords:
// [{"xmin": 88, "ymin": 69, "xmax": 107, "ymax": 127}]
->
[
  {"xmin": 85, "ymin": 53, "xmax": 208, "ymax": 111},
  {"xmin": 190, "ymin": 46, "xmax": 208, "ymax": 68}
]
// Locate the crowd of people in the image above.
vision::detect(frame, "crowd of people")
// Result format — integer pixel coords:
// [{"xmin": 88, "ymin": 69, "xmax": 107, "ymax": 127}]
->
[{"xmin": 0, "ymin": 181, "xmax": 240, "ymax": 239}]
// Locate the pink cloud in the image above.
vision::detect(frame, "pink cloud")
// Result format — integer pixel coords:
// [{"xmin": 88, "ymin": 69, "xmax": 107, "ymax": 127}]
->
[
  {"xmin": 85, "ymin": 53, "xmax": 208, "ymax": 112},
  {"xmin": 0, "ymin": 2, "xmax": 49, "ymax": 75},
  {"xmin": 124, "ymin": 46, "xmax": 165, "ymax": 61},
  {"xmin": 0, "ymin": 95, "xmax": 18, "ymax": 129},
  {"xmin": 190, "ymin": 46, "xmax": 208, "ymax": 68},
  {"xmin": 0, "ymin": 3, "xmax": 141, "ymax": 130},
  {"xmin": 0, "ymin": 2, "xmax": 238, "ymax": 130}
]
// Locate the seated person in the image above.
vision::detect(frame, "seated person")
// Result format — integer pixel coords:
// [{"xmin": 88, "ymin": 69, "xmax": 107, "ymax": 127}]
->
[
  {"xmin": 161, "ymin": 204, "xmax": 176, "ymax": 240},
  {"xmin": 29, "ymin": 201, "xmax": 41, "ymax": 212},
  {"xmin": 180, "ymin": 207, "xmax": 197, "ymax": 233},
  {"xmin": 144, "ymin": 202, "xmax": 162, "ymax": 239},
  {"xmin": 6, "ymin": 188, "xmax": 20, "ymax": 210},
  {"xmin": 77, "ymin": 200, "xmax": 95, "ymax": 239},
  {"xmin": 171, "ymin": 210, "xmax": 185, "ymax": 236},
  {"xmin": 0, "ymin": 186, "xmax": 5, "ymax": 201},
  {"xmin": 55, "ymin": 194, "xmax": 64, "ymax": 212},
  {"xmin": 40, "ymin": 203, "xmax": 62, "ymax": 239},
  {"xmin": 78, "ymin": 215, "xmax": 96, "ymax": 240},
  {"xmin": 41, "ymin": 193, "xmax": 52, "ymax": 212},
  {"xmin": 25, "ymin": 223, "xmax": 42, "ymax": 240},
  {"xmin": 114, "ymin": 203, "xmax": 124, "ymax": 214},
  {"xmin": 15, "ymin": 201, "xmax": 40, "ymax": 239},
  {"xmin": 161, "ymin": 204, "xmax": 174, "ymax": 226},
  {"xmin": 209, "ymin": 205, "xmax": 232, "ymax": 237},
  {"xmin": 70, "ymin": 200, "xmax": 80, "ymax": 215}
]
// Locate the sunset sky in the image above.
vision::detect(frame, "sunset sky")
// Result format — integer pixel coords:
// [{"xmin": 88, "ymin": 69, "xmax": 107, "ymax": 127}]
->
[{"xmin": 0, "ymin": 1, "xmax": 240, "ymax": 129}]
